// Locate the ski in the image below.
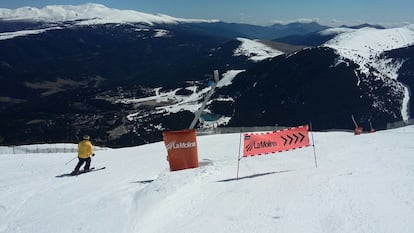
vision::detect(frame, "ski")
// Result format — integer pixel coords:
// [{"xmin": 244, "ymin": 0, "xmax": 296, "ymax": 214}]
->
[
  {"xmin": 78, "ymin": 166, "xmax": 106, "ymax": 175},
  {"xmin": 56, "ymin": 166, "xmax": 106, "ymax": 178}
]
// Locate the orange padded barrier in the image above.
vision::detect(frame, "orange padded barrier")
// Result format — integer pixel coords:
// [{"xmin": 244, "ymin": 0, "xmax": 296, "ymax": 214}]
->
[{"xmin": 163, "ymin": 129, "xmax": 199, "ymax": 171}]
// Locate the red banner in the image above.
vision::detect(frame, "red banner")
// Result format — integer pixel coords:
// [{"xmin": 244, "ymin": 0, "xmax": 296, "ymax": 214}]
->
[{"xmin": 243, "ymin": 125, "xmax": 310, "ymax": 157}]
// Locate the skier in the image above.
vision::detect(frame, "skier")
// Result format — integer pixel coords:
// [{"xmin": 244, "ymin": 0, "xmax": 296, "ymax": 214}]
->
[{"xmin": 71, "ymin": 135, "xmax": 94, "ymax": 175}]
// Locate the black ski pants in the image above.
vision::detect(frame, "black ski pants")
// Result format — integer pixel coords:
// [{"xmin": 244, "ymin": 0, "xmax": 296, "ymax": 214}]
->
[{"xmin": 74, "ymin": 157, "xmax": 91, "ymax": 172}]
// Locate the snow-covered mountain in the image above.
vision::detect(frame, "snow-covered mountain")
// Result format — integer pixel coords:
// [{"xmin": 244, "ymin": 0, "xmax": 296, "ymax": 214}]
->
[
  {"xmin": 0, "ymin": 3, "xmax": 218, "ymax": 25},
  {"xmin": 323, "ymin": 26, "xmax": 414, "ymax": 77},
  {"xmin": 0, "ymin": 4, "xmax": 327, "ymax": 40},
  {"xmin": 1, "ymin": 125, "xmax": 414, "ymax": 233},
  {"xmin": 0, "ymin": 3, "xmax": 218, "ymax": 40},
  {"xmin": 215, "ymin": 25, "xmax": 414, "ymax": 131},
  {"xmin": 323, "ymin": 25, "xmax": 414, "ymax": 120}
]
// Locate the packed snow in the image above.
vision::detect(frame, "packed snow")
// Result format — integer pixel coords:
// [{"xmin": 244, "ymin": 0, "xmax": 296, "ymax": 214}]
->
[{"xmin": 1, "ymin": 125, "xmax": 414, "ymax": 233}]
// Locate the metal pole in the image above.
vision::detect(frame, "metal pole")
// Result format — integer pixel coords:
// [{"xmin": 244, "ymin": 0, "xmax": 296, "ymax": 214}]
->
[
  {"xmin": 236, "ymin": 131, "xmax": 243, "ymax": 180},
  {"xmin": 309, "ymin": 122, "xmax": 318, "ymax": 168},
  {"xmin": 189, "ymin": 70, "xmax": 220, "ymax": 129}
]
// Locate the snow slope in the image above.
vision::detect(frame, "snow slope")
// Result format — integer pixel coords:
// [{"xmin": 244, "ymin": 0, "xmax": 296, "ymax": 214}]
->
[
  {"xmin": 234, "ymin": 38, "xmax": 284, "ymax": 62},
  {"xmin": 324, "ymin": 25, "xmax": 414, "ymax": 80},
  {"xmin": 1, "ymin": 125, "xmax": 414, "ymax": 233},
  {"xmin": 324, "ymin": 25, "xmax": 414, "ymax": 121},
  {"xmin": 0, "ymin": 27, "xmax": 63, "ymax": 40}
]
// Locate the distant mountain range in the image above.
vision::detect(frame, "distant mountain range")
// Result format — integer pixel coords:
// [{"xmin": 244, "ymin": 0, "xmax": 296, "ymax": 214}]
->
[{"xmin": 0, "ymin": 4, "xmax": 413, "ymax": 147}]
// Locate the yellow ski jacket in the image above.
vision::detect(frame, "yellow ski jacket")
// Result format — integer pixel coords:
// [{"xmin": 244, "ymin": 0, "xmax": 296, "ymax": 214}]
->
[{"xmin": 78, "ymin": 140, "xmax": 93, "ymax": 159}]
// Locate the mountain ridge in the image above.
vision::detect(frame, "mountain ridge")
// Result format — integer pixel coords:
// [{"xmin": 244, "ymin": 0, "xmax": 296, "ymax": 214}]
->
[
  {"xmin": 0, "ymin": 5, "xmax": 413, "ymax": 147},
  {"xmin": 0, "ymin": 3, "xmax": 219, "ymax": 25}
]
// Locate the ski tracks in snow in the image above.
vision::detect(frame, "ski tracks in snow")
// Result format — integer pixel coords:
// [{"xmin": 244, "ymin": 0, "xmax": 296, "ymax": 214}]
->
[
  {"xmin": 279, "ymin": 170, "xmax": 380, "ymax": 233},
  {"xmin": 125, "ymin": 159, "xmax": 231, "ymax": 233},
  {"xmin": 0, "ymin": 157, "xmax": 67, "ymax": 233}
]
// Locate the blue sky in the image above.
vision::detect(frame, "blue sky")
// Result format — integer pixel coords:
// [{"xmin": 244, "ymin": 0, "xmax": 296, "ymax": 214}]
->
[{"xmin": 1, "ymin": 0, "xmax": 414, "ymax": 26}]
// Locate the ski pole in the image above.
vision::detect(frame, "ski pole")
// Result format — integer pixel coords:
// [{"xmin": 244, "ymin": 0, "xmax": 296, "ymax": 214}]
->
[
  {"xmin": 351, "ymin": 115, "xmax": 358, "ymax": 128},
  {"xmin": 65, "ymin": 156, "xmax": 77, "ymax": 165}
]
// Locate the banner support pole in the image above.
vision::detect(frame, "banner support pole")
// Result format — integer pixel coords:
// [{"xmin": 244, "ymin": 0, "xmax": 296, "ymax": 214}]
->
[
  {"xmin": 309, "ymin": 122, "xmax": 318, "ymax": 168},
  {"xmin": 236, "ymin": 131, "xmax": 243, "ymax": 180}
]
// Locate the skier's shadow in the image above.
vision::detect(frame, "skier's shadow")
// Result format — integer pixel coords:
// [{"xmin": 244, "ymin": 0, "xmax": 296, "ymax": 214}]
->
[
  {"xmin": 131, "ymin": 179, "xmax": 155, "ymax": 184},
  {"xmin": 199, "ymin": 159, "xmax": 213, "ymax": 167},
  {"xmin": 55, "ymin": 173, "xmax": 73, "ymax": 178},
  {"xmin": 216, "ymin": 170, "xmax": 292, "ymax": 182}
]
